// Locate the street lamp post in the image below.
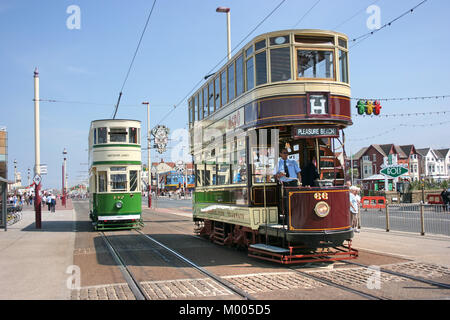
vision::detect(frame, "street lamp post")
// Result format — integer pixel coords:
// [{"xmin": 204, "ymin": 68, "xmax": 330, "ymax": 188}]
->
[
  {"xmin": 33, "ymin": 68, "xmax": 41, "ymax": 229},
  {"xmin": 216, "ymin": 6, "xmax": 231, "ymax": 61},
  {"xmin": 142, "ymin": 102, "xmax": 151, "ymax": 208},
  {"xmin": 62, "ymin": 148, "xmax": 67, "ymax": 207},
  {"xmin": 13, "ymin": 159, "xmax": 17, "ymax": 189}
]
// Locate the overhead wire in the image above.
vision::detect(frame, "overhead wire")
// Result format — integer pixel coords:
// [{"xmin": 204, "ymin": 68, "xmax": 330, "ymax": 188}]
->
[
  {"xmin": 350, "ymin": 0, "xmax": 429, "ymax": 48},
  {"xmin": 332, "ymin": 0, "xmax": 383, "ymax": 30},
  {"xmin": 155, "ymin": 0, "xmax": 287, "ymax": 126},
  {"xmin": 347, "ymin": 120, "xmax": 450, "ymax": 142},
  {"xmin": 112, "ymin": 0, "xmax": 157, "ymax": 119},
  {"xmin": 292, "ymin": 0, "xmax": 321, "ymax": 28}
]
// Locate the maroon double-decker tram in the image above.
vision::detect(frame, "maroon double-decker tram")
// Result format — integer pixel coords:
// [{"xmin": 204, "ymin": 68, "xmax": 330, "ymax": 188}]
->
[{"xmin": 189, "ymin": 29, "xmax": 357, "ymax": 264}]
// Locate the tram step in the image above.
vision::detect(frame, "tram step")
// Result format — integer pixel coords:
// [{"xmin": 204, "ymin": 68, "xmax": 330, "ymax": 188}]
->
[{"xmin": 249, "ymin": 243, "xmax": 290, "ymax": 254}]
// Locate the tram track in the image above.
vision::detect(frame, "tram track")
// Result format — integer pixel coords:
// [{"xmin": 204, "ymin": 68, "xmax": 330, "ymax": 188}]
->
[
  {"xmin": 289, "ymin": 267, "xmax": 388, "ymax": 300},
  {"xmin": 99, "ymin": 229, "xmax": 255, "ymax": 300},
  {"xmin": 342, "ymin": 260, "xmax": 450, "ymax": 290}
]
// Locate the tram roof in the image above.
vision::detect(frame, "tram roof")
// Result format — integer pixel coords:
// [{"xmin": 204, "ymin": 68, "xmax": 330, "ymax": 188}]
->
[
  {"xmin": 250, "ymin": 29, "xmax": 348, "ymax": 40},
  {"xmin": 91, "ymin": 119, "xmax": 141, "ymax": 123}
]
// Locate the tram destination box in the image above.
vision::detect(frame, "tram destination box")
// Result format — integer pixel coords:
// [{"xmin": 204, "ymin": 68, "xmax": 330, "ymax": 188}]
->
[{"xmin": 293, "ymin": 126, "xmax": 339, "ymax": 138}]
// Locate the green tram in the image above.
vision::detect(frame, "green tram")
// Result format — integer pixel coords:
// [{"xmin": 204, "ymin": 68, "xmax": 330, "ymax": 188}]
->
[
  {"xmin": 188, "ymin": 29, "xmax": 357, "ymax": 264},
  {"xmin": 88, "ymin": 119, "xmax": 143, "ymax": 230}
]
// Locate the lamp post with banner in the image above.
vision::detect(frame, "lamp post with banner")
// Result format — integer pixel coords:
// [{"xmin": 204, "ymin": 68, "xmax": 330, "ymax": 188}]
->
[{"xmin": 142, "ymin": 101, "xmax": 151, "ymax": 208}]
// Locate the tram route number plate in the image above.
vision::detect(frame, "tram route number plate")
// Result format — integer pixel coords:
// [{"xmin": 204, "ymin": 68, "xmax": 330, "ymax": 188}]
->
[{"xmin": 294, "ymin": 126, "xmax": 339, "ymax": 138}]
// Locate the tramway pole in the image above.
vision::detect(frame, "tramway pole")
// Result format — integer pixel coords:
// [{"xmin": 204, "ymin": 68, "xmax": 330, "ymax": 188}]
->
[
  {"xmin": 216, "ymin": 7, "xmax": 231, "ymax": 61},
  {"xmin": 142, "ymin": 102, "xmax": 151, "ymax": 208},
  {"xmin": 62, "ymin": 148, "xmax": 67, "ymax": 207},
  {"xmin": 33, "ymin": 68, "xmax": 41, "ymax": 229}
]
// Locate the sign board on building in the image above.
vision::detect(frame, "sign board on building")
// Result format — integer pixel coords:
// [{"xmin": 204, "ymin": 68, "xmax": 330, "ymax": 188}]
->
[{"xmin": 380, "ymin": 165, "xmax": 408, "ymax": 178}]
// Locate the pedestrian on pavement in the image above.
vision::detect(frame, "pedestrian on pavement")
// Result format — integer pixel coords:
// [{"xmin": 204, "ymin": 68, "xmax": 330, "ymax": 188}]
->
[
  {"xmin": 46, "ymin": 193, "xmax": 52, "ymax": 211},
  {"xmin": 349, "ymin": 186, "xmax": 360, "ymax": 233},
  {"xmin": 441, "ymin": 188, "xmax": 449, "ymax": 211},
  {"xmin": 50, "ymin": 194, "xmax": 56, "ymax": 212},
  {"xmin": 42, "ymin": 194, "xmax": 46, "ymax": 208}
]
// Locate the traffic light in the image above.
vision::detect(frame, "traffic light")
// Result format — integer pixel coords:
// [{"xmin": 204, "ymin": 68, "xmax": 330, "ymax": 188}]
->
[
  {"xmin": 356, "ymin": 100, "xmax": 382, "ymax": 116},
  {"xmin": 356, "ymin": 100, "xmax": 365, "ymax": 115}
]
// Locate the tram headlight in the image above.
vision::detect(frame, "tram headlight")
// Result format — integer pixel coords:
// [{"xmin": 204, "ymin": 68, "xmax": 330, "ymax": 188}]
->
[
  {"xmin": 314, "ymin": 201, "xmax": 330, "ymax": 218},
  {"xmin": 115, "ymin": 201, "xmax": 123, "ymax": 209}
]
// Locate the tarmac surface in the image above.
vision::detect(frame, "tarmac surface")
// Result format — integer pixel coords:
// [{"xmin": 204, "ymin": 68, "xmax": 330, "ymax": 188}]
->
[{"xmin": 0, "ymin": 199, "xmax": 449, "ymax": 300}]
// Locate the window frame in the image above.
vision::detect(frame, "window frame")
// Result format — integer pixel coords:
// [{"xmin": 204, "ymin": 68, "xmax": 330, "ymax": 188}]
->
[{"xmin": 295, "ymin": 47, "xmax": 336, "ymax": 81}]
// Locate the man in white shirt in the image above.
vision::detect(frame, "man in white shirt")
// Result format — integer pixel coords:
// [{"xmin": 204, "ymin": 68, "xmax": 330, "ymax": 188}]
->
[
  {"xmin": 349, "ymin": 186, "xmax": 360, "ymax": 233},
  {"xmin": 275, "ymin": 148, "xmax": 302, "ymax": 187}
]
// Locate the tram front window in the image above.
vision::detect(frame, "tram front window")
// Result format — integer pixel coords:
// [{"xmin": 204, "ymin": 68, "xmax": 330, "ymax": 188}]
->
[
  {"xmin": 129, "ymin": 127, "xmax": 138, "ymax": 144},
  {"xmin": 297, "ymin": 50, "xmax": 334, "ymax": 79},
  {"xmin": 110, "ymin": 167, "xmax": 127, "ymax": 191},
  {"xmin": 110, "ymin": 128, "xmax": 127, "ymax": 142}
]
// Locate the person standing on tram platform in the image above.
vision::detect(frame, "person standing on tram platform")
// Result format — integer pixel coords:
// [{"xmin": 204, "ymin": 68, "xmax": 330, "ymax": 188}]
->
[{"xmin": 274, "ymin": 148, "xmax": 302, "ymax": 187}]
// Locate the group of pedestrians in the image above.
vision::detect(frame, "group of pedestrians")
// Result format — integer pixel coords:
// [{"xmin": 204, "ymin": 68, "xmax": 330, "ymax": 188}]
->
[{"xmin": 42, "ymin": 193, "xmax": 56, "ymax": 212}]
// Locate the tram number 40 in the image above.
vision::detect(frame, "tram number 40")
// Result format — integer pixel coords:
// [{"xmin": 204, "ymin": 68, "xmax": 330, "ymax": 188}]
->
[{"xmin": 314, "ymin": 192, "xmax": 328, "ymax": 200}]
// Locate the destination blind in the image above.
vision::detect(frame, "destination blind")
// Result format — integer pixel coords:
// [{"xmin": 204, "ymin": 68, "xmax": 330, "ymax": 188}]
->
[{"xmin": 294, "ymin": 127, "xmax": 339, "ymax": 138}]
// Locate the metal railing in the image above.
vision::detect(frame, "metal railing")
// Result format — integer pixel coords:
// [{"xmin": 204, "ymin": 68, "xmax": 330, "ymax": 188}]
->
[{"xmin": 359, "ymin": 203, "xmax": 450, "ymax": 237}]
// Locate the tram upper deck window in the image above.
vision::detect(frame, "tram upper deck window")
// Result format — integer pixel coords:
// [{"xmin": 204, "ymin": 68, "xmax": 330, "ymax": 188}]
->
[
  {"xmin": 338, "ymin": 38, "xmax": 347, "ymax": 48},
  {"xmin": 255, "ymin": 39, "xmax": 266, "ymax": 51},
  {"xmin": 203, "ymin": 87, "xmax": 208, "ymax": 118},
  {"xmin": 295, "ymin": 35, "xmax": 334, "ymax": 45},
  {"xmin": 228, "ymin": 62, "xmax": 235, "ymax": 101},
  {"xmin": 255, "ymin": 51, "xmax": 267, "ymax": 86},
  {"xmin": 236, "ymin": 55, "xmax": 244, "ymax": 96},
  {"xmin": 270, "ymin": 47, "xmax": 291, "ymax": 82},
  {"xmin": 214, "ymin": 77, "xmax": 220, "ymax": 109},
  {"xmin": 129, "ymin": 127, "xmax": 139, "ymax": 144},
  {"xmin": 246, "ymin": 56, "xmax": 255, "ymax": 90},
  {"xmin": 221, "ymin": 70, "xmax": 227, "ymax": 107},
  {"xmin": 208, "ymin": 82, "xmax": 214, "ymax": 113},
  {"xmin": 110, "ymin": 167, "xmax": 127, "ymax": 191},
  {"xmin": 110, "ymin": 128, "xmax": 127, "ymax": 142},
  {"xmin": 297, "ymin": 50, "xmax": 334, "ymax": 79},
  {"xmin": 97, "ymin": 127, "xmax": 107, "ymax": 144},
  {"xmin": 339, "ymin": 50, "xmax": 349, "ymax": 83}
]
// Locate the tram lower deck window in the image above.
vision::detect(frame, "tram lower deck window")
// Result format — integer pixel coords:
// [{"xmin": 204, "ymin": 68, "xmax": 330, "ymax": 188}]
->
[
  {"xmin": 129, "ymin": 170, "xmax": 138, "ymax": 191},
  {"xmin": 98, "ymin": 171, "xmax": 107, "ymax": 192},
  {"xmin": 111, "ymin": 167, "xmax": 127, "ymax": 191},
  {"xmin": 111, "ymin": 174, "xmax": 127, "ymax": 191}
]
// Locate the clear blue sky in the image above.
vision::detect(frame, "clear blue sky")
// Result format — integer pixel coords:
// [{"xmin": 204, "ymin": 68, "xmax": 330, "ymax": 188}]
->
[{"xmin": 1, "ymin": 0, "xmax": 449, "ymax": 189}]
